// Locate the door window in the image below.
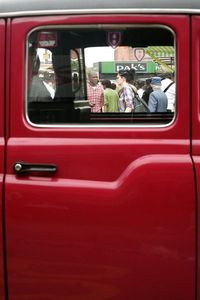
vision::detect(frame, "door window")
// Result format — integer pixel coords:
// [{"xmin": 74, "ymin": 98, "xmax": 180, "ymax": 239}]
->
[{"xmin": 26, "ymin": 25, "xmax": 176, "ymax": 126}]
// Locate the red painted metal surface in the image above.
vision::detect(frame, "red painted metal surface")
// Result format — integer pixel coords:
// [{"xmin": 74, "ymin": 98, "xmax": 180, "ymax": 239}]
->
[
  {"xmin": 0, "ymin": 19, "xmax": 5, "ymax": 300},
  {"xmin": 191, "ymin": 16, "xmax": 200, "ymax": 300},
  {"xmin": 5, "ymin": 14, "xmax": 196, "ymax": 300}
]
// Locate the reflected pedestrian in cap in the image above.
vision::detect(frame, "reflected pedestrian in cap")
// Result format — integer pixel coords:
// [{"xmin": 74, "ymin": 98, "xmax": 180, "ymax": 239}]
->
[{"xmin": 148, "ymin": 77, "xmax": 168, "ymax": 112}]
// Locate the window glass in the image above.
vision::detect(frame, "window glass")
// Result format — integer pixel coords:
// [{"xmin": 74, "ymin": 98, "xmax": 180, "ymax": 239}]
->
[{"xmin": 27, "ymin": 26, "xmax": 175, "ymax": 126}]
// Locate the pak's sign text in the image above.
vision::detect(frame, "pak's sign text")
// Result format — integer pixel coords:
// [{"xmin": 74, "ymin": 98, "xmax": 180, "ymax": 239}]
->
[{"xmin": 115, "ymin": 63, "xmax": 147, "ymax": 72}]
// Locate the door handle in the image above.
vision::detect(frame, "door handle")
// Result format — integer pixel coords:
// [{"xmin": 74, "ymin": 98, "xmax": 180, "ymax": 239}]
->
[{"xmin": 13, "ymin": 162, "xmax": 57, "ymax": 175}]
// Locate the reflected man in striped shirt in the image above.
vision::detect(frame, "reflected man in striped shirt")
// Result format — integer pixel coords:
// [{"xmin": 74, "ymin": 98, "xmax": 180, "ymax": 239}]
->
[{"xmin": 87, "ymin": 71, "xmax": 104, "ymax": 113}]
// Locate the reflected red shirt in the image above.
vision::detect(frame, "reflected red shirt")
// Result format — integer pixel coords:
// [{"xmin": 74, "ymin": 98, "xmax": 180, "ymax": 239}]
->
[{"xmin": 87, "ymin": 82, "xmax": 104, "ymax": 112}]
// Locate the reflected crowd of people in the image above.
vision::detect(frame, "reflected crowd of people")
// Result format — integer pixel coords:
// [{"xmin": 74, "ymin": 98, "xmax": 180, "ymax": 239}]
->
[
  {"xmin": 87, "ymin": 69, "xmax": 175, "ymax": 113},
  {"xmin": 29, "ymin": 58, "xmax": 175, "ymax": 114}
]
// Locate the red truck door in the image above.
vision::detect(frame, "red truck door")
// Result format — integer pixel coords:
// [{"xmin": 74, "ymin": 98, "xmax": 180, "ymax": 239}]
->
[
  {"xmin": 0, "ymin": 19, "xmax": 6, "ymax": 300},
  {"xmin": 5, "ymin": 14, "xmax": 196, "ymax": 300},
  {"xmin": 191, "ymin": 15, "xmax": 200, "ymax": 300}
]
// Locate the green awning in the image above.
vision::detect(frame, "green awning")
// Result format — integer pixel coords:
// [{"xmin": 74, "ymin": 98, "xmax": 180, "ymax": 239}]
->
[{"xmin": 145, "ymin": 46, "xmax": 175, "ymax": 57}]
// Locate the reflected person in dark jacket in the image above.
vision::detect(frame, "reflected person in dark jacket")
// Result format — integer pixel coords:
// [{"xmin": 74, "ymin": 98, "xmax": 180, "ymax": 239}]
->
[
  {"xmin": 142, "ymin": 78, "xmax": 153, "ymax": 105},
  {"xmin": 29, "ymin": 55, "xmax": 52, "ymax": 102}
]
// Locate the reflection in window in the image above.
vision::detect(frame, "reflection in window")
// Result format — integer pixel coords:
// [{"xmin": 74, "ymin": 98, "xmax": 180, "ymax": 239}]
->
[{"xmin": 27, "ymin": 26, "xmax": 175, "ymax": 126}]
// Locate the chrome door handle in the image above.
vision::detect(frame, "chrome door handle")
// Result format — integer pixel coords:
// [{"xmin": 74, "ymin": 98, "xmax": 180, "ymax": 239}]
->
[{"xmin": 13, "ymin": 162, "xmax": 57, "ymax": 174}]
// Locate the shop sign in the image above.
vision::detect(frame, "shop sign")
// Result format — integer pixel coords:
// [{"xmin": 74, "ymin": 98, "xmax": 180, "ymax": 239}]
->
[{"xmin": 115, "ymin": 63, "xmax": 147, "ymax": 72}]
